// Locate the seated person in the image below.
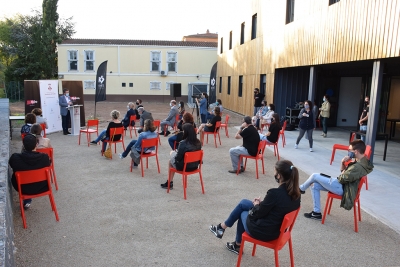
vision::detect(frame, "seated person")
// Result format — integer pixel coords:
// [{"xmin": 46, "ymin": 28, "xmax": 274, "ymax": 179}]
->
[
  {"xmin": 31, "ymin": 108, "xmax": 48, "ymax": 130},
  {"xmin": 121, "ymin": 102, "xmax": 137, "ymax": 130},
  {"xmin": 197, "ymin": 107, "xmax": 222, "ymax": 141},
  {"xmin": 252, "ymin": 100, "xmax": 268, "ymax": 129},
  {"xmin": 90, "ymin": 110, "xmax": 123, "ymax": 153},
  {"xmin": 137, "ymin": 107, "xmax": 154, "ymax": 134},
  {"xmin": 21, "ymin": 113, "xmax": 36, "ymax": 134},
  {"xmin": 160, "ymin": 100, "xmax": 179, "ymax": 136},
  {"xmin": 178, "ymin": 101, "xmax": 185, "ymax": 120},
  {"xmin": 118, "ymin": 119, "xmax": 158, "ymax": 168},
  {"xmin": 259, "ymin": 114, "xmax": 281, "ymax": 144},
  {"xmin": 209, "ymin": 160, "xmax": 301, "ymax": 254},
  {"xmin": 207, "ymin": 99, "xmax": 224, "ymax": 120},
  {"xmin": 160, "ymin": 123, "xmax": 202, "ymax": 189},
  {"xmin": 9, "ymin": 134, "xmax": 51, "ymax": 209},
  {"xmin": 30, "ymin": 123, "xmax": 52, "ymax": 148},
  {"xmin": 168, "ymin": 113, "xmax": 196, "ymax": 150},
  {"xmin": 300, "ymin": 140, "xmax": 373, "ymax": 220}
]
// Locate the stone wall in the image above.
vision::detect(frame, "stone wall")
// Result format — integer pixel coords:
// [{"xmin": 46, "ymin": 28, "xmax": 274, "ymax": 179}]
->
[{"xmin": 0, "ymin": 99, "xmax": 16, "ymax": 267}]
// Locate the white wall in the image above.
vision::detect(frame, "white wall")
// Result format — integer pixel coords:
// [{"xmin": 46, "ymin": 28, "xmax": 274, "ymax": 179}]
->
[{"xmin": 337, "ymin": 77, "xmax": 362, "ymax": 127}]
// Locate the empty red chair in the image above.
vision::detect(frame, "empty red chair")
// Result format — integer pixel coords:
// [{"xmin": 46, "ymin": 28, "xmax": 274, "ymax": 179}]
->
[
  {"xmin": 102, "ymin": 127, "xmax": 125, "ymax": 159},
  {"xmin": 265, "ymin": 132, "xmax": 281, "ymax": 160},
  {"xmin": 78, "ymin": 119, "xmax": 99, "ymax": 146},
  {"xmin": 36, "ymin": 147, "xmax": 58, "ymax": 190},
  {"xmin": 15, "ymin": 167, "xmax": 59, "ymax": 229},
  {"xmin": 153, "ymin": 120, "xmax": 162, "ymax": 145},
  {"xmin": 40, "ymin": 123, "xmax": 47, "ymax": 138},
  {"xmin": 201, "ymin": 121, "xmax": 222, "ymax": 148},
  {"xmin": 220, "ymin": 114, "xmax": 230, "ymax": 138},
  {"xmin": 167, "ymin": 150, "xmax": 204, "ymax": 200},
  {"xmin": 280, "ymin": 121, "xmax": 287, "ymax": 147},
  {"xmin": 330, "ymin": 133, "xmax": 356, "ymax": 165},
  {"xmin": 131, "ymin": 138, "xmax": 160, "ymax": 177},
  {"xmin": 236, "ymin": 208, "xmax": 300, "ymax": 267},
  {"xmin": 322, "ymin": 176, "xmax": 366, "ymax": 232},
  {"xmin": 236, "ymin": 140, "xmax": 267, "ymax": 179},
  {"xmin": 128, "ymin": 115, "xmax": 137, "ymax": 138}
]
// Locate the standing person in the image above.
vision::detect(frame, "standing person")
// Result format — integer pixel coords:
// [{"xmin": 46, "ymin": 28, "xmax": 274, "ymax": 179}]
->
[
  {"xmin": 135, "ymin": 99, "xmax": 143, "ymax": 119},
  {"xmin": 295, "ymin": 100, "xmax": 314, "ymax": 152},
  {"xmin": 209, "ymin": 160, "xmax": 301, "ymax": 254},
  {"xmin": 21, "ymin": 113, "xmax": 36, "ymax": 134},
  {"xmin": 253, "ymin": 88, "xmax": 265, "ymax": 116},
  {"xmin": 319, "ymin": 95, "xmax": 331, "ymax": 138},
  {"xmin": 178, "ymin": 101, "xmax": 185, "ymax": 120},
  {"xmin": 228, "ymin": 116, "xmax": 260, "ymax": 173},
  {"xmin": 359, "ymin": 96, "xmax": 369, "ymax": 142},
  {"xmin": 121, "ymin": 102, "xmax": 137, "ymax": 130},
  {"xmin": 137, "ymin": 107, "xmax": 154, "ymax": 134},
  {"xmin": 196, "ymin": 93, "xmax": 208, "ymax": 124},
  {"xmin": 31, "ymin": 108, "xmax": 48, "ymax": 130},
  {"xmin": 160, "ymin": 123, "xmax": 202, "ymax": 189},
  {"xmin": 252, "ymin": 100, "xmax": 268, "ymax": 130},
  {"xmin": 59, "ymin": 88, "xmax": 73, "ymax": 135},
  {"xmin": 160, "ymin": 100, "xmax": 179, "ymax": 136},
  {"xmin": 9, "ymin": 134, "xmax": 51, "ymax": 209},
  {"xmin": 300, "ymin": 140, "xmax": 373, "ymax": 220}
]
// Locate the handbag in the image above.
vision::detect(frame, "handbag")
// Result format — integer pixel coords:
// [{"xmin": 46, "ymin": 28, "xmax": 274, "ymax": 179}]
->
[
  {"xmin": 103, "ymin": 128, "xmax": 115, "ymax": 159},
  {"xmin": 130, "ymin": 147, "xmax": 141, "ymax": 164}
]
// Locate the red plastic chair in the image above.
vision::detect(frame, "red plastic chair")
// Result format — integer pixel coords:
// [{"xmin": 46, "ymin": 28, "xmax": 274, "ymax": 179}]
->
[
  {"xmin": 167, "ymin": 150, "xmax": 204, "ymax": 200},
  {"xmin": 259, "ymin": 123, "xmax": 270, "ymax": 133},
  {"xmin": 78, "ymin": 119, "xmax": 99, "ymax": 146},
  {"xmin": 236, "ymin": 140, "xmax": 267, "ymax": 179},
  {"xmin": 363, "ymin": 145, "xmax": 372, "ymax": 190},
  {"xmin": 21, "ymin": 133, "xmax": 27, "ymax": 140},
  {"xmin": 173, "ymin": 114, "xmax": 180, "ymax": 131},
  {"xmin": 102, "ymin": 127, "xmax": 125, "ymax": 159},
  {"xmin": 280, "ymin": 121, "xmax": 287, "ymax": 147},
  {"xmin": 36, "ymin": 147, "xmax": 58, "ymax": 190},
  {"xmin": 330, "ymin": 133, "xmax": 356, "ymax": 165},
  {"xmin": 153, "ymin": 120, "xmax": 162, "ymax": 145},
  {"xmin": 128, "ymin": 115, "xmax": 137, "ymax": 138},
  {"xmin": 40, "ymin": 123, "xmax": 47, "ymax": 138},
  {"xmin": 220, "ymin": 114, "xmax": 230, "ymax": 138},
  {"xmin": 265, "ymin": 132, "xmax": 281, "ymax": 160},
  {"xmin": 321, "ymin": 176, "xmax": 366, "ymax": 232},
  {"xmin": 15, "ymin": 167, "xmax": 59, "ymax": 229},
  {"xmin": 236, "ymin": 208, "xmax": 300, "ymax": 267},
  {"xmin": 131, "ymin": 138, "xmax": 160, "ymax": 177},
  {"xmin": 201, "ymin": 121, "xmax": 222, "ymax": 148}
]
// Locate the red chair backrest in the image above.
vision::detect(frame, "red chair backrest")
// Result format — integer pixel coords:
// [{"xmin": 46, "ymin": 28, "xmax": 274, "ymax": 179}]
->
[
  {"xmin": 275, "ymin": 208, "xmax": 300, "ymax": 248},
  {"xmin": 141, "ymin": 138, "xmax": 159, "ymax": 153},
  {"xmin": 257, "ymin": 140, "xmax": 267, "ymax": 156},
  {"xmin": 37, "ymin": 147, "xmax": 53, "ymax": 159},
  {"xmin": 214, "ymin": 121, "xmax": 222, "ymax": 133},
  {"xmin": 350, "ymin": 132, "xmax": 356, "ymax": 142},
  {"xmin": 21, "ymin": 133, "xmax": 27, "ymax": 140},
  {"xmin": 129, "ymin": 115, "xmax": 136, "ymax": 123},
  {"xmin": 40, "ymin": 123, "xmax": 47, "ymax": 137},
  {"xmin": 183, "ymin": 150, "xmax": 203, "ymax": 170},
  {"xmin": 87, "ymin": 119, "xmax": 99, "ymax": 128},
  {"xmin": 364, "ymin": 145, "xmax": 372, "ymax": 159},
  {"xmin": 355, "ymin": 176, "xmax": 367, "ymax": 199},
  {"xmin": 153, "ymin": 120, "xmax": 160, "ymax": 129},
  {"xmin": 110, "ymin": 127, "xmax": 124, "ymax": 140},
  {"xmin": 15, "ymin": 167, "xmax": 52, "ymax": 185}
]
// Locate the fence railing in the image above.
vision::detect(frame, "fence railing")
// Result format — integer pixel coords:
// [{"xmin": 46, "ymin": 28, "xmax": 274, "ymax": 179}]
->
[{"xmin": 4, "ymin": 81, "xmax": 24, "ymax": 101}]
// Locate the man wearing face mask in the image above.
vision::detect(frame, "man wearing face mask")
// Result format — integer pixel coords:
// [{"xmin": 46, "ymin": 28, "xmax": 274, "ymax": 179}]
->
[
  {"xmin": 121, "ymin": 102, "xmax": 137, "ymax": 130},
  {"xmin": 299, "ymin": 140, "xmax": 373, "ymax": 220},
  {"xmin": 253, "ymin": 88, "xmax": 265, "ymax": 116},
  {"xmin": 137, "ymin": 107, "xmax": 153, "ymax": 134},
  {"xmin": 135, "ymin": 99, "xmax": 143, "ymax": 119},
  {"xmin": 59, "ymin": 88, "xmax": 73, "ymax": 135},
  {"xmin": 359, "ymin": 96, "xmax": 369, "ymax": 142},
  {"xmin": 160, "ymin": 100, "xmax": 179, "ymax": 136}
]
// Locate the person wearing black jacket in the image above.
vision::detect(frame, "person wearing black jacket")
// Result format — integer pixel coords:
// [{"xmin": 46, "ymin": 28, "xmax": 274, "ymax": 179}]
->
[
  {"xmin": 295, "ymin": 100, "xmax": 314, "ymax": 152},
  {"xmin": 253, "ymin": 88, "xmax": 265, "ymax": 116},
  {"xmin": 121, "ymin": 102, "xmax": 137, "ymax": 130},
  {"xmin": 161, "ymin": 123, "xmax": 201, "ymax": 189},
  {"xmin": 209, "ymin": 160, "xmax": 301, "ymax": 255},
  {"xmin": 9, "ymin": 134, "xmax": 51, "ymax": 209}
]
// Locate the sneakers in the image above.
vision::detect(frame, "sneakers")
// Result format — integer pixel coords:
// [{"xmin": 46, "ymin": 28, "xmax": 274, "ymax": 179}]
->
[
  {"xmin": 23, "ymin": 199, "xmax": 32, "ymax": 210},
  {"xmin": 226, "ymin": 242, "xmax": 241, "ymax": 255},
  {"xmin": 161, "ymin": 181, "xmax": 173, "ymax": 189},
  {"xmin": 165, "ymin": 131, "xmax": 171, "ymax": 136},
  {"xmin": 118, "ymin": 153, "xmax": 124, "ymax": 159},
  {"xmin": 309, "ymin": 148, "xmax": 313, "ymax": 152},
  {"xmin": 228, "ymin": 167, "xmax": 245, "ymax": 174},
  {"xmin": 90, "ymin": 141, "xmax": 97, "ymax": 145},
  {"xmin": 209, "ymin": 224, "xmax": 225, "ymax": 239},
  {"xmin": 321, "ymin": 133, "xmax": 325, "ymax": 136},
  {"xmin": 300, "ymin": 188, "xmax": 305, "ymax": 194},
  {"xmin": 304, "ymin": 211, "xmax": 322, "ymax": 220},
  {"xmin": 294, "ymin": 144, "xmax": 298, "ymax": 149},
  {"xmin": 323, "ymin": 134, "xmax": 327, "ymax": 138}
]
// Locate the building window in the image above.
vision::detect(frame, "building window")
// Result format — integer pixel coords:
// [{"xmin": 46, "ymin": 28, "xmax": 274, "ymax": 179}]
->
[
  {"xmin": 167, "ymin": 52, "xmax": 177, "ymax": 72},
  {"xmin": 238, "ymin": 76, "xmax": 243, "ymax": 97},
  {"xmin": 240, "ymin": 22, "xmax": 245, "ymax": 45},
  {"xmin": 166, "ymin": 81, "xmax": 175, "ymax": 90},
  {"xmin": 219, "ymin": 77, "xmax": 222, "ymax": 93},
  {"xmin": 84, "ymin": 80, "xmax": 95, "ymax": 89},
  {"xmin": 286, "ymin": 0, "xmax": 295, "ymax": 24},
  {"xmin": 227, "ymin": 76, "xmax": 231, "ymax": 95},
  {"xmin": 220, "ymin": 37, "xmax": 223, "ymax": 54},
  {"xmin": 329, "ymin": 0, "xmax": 340, "ymax": 5},
  {"xmin": 150, "ymin": 51, "xmax": 161, "ymax": 72},
  {"xmin": 150, "ymin": 81, "xmax": 161, "ymax": 90},
  {"xmin": 129, "ymin": 83, "xmax": 133, "ymax": 87},
  {"xmin": 251, "ymin": 14, "xmax": 257, "ymax": 40},
  {"xmin": 84, "ymin": 50, "xmax": 95, "ymax": 71},
  {"xmin": 260, "ymin": 74, "xmax": 266, "ymax": 96},
  {"xmin": 67, "ymin": 50, "xmax": 78, "ymax": 71},
  {"xmin": 229, "ymin": 31, "xmax": 232, "ymax": 50},
  {"xmin": 122, "ymin": 83, "xmax": 126, "ymax": 87}
]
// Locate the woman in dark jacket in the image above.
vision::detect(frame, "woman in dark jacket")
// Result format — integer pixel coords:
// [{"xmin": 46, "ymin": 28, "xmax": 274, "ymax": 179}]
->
[
  {"xmin": 161, "ymin": 123, "xmax": 202, "ymax": 189},
  {"xmin": 295, "ymin": 100, "xmax": 314, "ymax": 152},
  {"xmin": 91, "ymin": 110, "xmax": 123, "ymax": 153},
  {"xmin": 209, "ymin": 160, "xmax": 301, "ymax": 254},
  {"xmin": 168, "ymin": 113, "xmax": 196, "ymax": 150},
  {"xmin": 197, "ymin": 106, "xmax": 222, "ymax": 140}
]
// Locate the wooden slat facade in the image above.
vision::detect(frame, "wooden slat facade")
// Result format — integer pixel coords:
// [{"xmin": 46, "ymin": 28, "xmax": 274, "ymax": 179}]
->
[{"xmin": 217, "ymin": 0, "xmax": 400, "ymax": 115}]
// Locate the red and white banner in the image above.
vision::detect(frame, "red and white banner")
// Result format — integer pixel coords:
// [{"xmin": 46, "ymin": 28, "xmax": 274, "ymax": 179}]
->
[{"xmin": 39, "ymin": 80, "xmax": 63, "ymax": 134}]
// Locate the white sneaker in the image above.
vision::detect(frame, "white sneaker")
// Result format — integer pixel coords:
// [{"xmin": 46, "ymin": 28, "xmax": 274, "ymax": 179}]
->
[
  {"xmin": 309, "ymin": 148, "xmax": 313, "ymax": 152},
  {"xmin": 294, "ymin": 144, "xmax": 298, "ymax": 149},
  {"xmin": 118, "ymin": 153, "xmax": 124, "ymax": 159},
  {"xmin": 321, "ymin": 133, "xmax": 324, "ymax": 136}
]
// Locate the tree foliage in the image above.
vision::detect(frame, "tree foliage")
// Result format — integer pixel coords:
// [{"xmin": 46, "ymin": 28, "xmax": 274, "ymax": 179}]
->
[{"xmin": 0, "ymin": 0, "xmax": 75, "ymax": 83}]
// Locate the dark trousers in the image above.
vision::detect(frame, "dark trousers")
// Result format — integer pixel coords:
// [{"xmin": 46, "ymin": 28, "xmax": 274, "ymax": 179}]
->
[
  {"xmin": 321, "ymin": 116, "xmax": 328, "ymax": 134},
  {"xmin": 61, "ymin": 111, "xmax": 70, "ymax": 134}
]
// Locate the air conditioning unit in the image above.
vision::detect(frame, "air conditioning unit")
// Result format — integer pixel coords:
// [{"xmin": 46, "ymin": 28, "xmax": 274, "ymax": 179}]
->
[{"xmin": 160, "ymin": 70, "xmax": 167, "ymax": 77}]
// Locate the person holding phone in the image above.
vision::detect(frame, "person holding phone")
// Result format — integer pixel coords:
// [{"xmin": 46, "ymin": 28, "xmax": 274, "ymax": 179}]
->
[{"xmin": 299, "ymin": 140, "xmax": 373, "ymax": 220}]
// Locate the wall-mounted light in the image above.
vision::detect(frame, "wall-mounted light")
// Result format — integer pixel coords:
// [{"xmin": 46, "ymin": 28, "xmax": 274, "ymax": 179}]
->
[
  {"xmin": 196, "ymin": 75, "xmax": 200, "ymax": 80},
  {"xmin": 110, "ymin": 71, "xmax": 113, "ymax": 73}
]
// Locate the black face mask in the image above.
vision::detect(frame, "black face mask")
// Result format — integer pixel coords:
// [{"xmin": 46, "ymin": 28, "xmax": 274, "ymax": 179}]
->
[
  {"xmin": 136, "ymin": 102, "xmax": 140, "ymax": 105},
  {"xmin": 365, "ymin": 101, "xmax": 369, "ymax": 105},
  {"xmin": 274, "ymin": 174, "xmax": 280, "ymax": 183}
]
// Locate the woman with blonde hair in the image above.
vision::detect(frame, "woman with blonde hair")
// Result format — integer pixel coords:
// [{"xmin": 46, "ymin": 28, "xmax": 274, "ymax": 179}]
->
[{"xmin": 90, "ymin": 110, "xmax": 123, "ymax": 153}]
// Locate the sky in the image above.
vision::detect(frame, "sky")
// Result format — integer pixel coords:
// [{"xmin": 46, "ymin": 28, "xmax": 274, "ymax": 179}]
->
[{"xmin": 1, "ymin": 0, "xmax": 243, "ymax": 40}]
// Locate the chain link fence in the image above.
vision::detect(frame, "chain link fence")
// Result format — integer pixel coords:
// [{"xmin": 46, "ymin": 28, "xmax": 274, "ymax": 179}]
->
[{"xmin": 4, "ymin": 81, "xmax": 24, "ymax": 101}]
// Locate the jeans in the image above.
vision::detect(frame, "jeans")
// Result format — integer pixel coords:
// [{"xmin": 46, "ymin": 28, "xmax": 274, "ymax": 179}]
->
[
  {"xmin": 122, "ymin": 140, "xmax": 139, "ymax": 166},
  {"xmin": 360, "ymin": 125, "xmax": 367, "ymax": 142},
  {"xmin": 253, "ymin": 107, "xmax": 260, "ymax": 116},
  {"xmin": 229, "ymin": 146, "xmax": 250, "ymax": 170},
  {"xmin": 168, "ymin": 134, "xmax": 178, "ymax": 150},
  {"xmin": 321, "ymin": 116, "xmax": 328, "ymax": 134},
  {"xmin": 200, "ymin": 114, "xmax": 207, "ymax": 124},
  {"xmin": 296, "ymin": 128, "xmax": 313, "ymax": 148},
  {"xmin": 92, "ymin": 130, "xmax": 107, "ymax": 151},
  {"xmin": 300, "ymin": 173, "xmax": 343, "ymax": 213},
  {"xmin": 61, "ymin": 110, "xmax": 70, "ymax": 134},
  {"xmin": 224, "ymin": 199, "xmax": 253, "ymax": 244},
  {"xmin": 160, "ymin": 121, "xmax": 173, "ymax": 131}
]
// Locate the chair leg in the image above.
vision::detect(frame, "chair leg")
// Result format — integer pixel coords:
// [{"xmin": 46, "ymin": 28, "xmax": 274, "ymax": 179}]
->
[
  {"xmin": 252, "ymin": 242, "xmax": 257, "ymax": 256},
  {"xmin": 261, "ymin": 158, "xmax": 265, "ymax": 174},
  {"xmin": 49, "ymin": 193, "xmax": 60, "ymax": 222},
  {"xmin": 354, "ymin": 201, "xmax": 358, "ymax": 232},
  {"xmin": 328, "ymin": 197, "xmax": 333, "ymax": 215},
  {"xmin": 214, "ymin": 134, "xmax": 217, "ymax": 148},
  {"xmin": 218, "ymin": 132, "xmax": 222, "ymax": 145},
  {"xmin": 321, "ymin": 196, "xmax": 331, "ymax": 224},
  {"xmin": 276, "ymin": 145, "xmax": 280, "ymax": 160},
  {"xmin": 236, "ymin": 239, "xmax": 245, "ymax": 267},
  {"xmin": 78, "ymin": 132, "xmax": 81, "ymax": 145},
  {"xmin": 357, "ymin": 199, "xmax": 362, "ymax": 221},
  {"xmin": 199, "ymin": 171, "xmax": 205, "ymax": 194},
  {"xmin": 183, "ymin": 175, "xmax": 187, "ymax": 200},
  {"xmin": 141, "ymin": 158, "xmax": 144, "ymax": 177},
  {"xmin": 236, "ymin": 157, "xmax": 242, "ymax": 176},
  {"xmin": 52, "ymin": 167, "xmax": 58, "ymax": 190},
  {"xmin": 330, "ymin": 148, "xmax": 336, "ymax": 165},
  {"xmin": 274, "ymin": 249, "xmax": 280, "ymax": 267},
  {"xmin": 365, "ymin": 177, "xmax": 369, "ymax": 190},
  {"xmin": 19, "ymin": 197, "xmax": 27, "ymax": 229},
  {"xmin": 255, "ymin": 159, "xmax": 259, "ymax": 179},
  {"xmin": 289, "ymin": 238, "xmax": 294, "ymax": 267},
  {"xmin": 167, "ymin": 168, "xmax": 172, "ymax": 193},
  {"xmin": 156, "ymin": 155, "xmax": 160, "ymax": 173}
]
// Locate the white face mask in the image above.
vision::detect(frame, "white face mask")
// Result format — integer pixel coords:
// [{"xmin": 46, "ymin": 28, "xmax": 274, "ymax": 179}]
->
[
  {"xmin": 65, "ymin": 93, "xmax": 69, "ymax": 97},
  {"xmin": 170, "ymin": 103, "xmax": 172, "ymax": 107},
  {"xmin": 127, "ymin": 105, "xmax": 130, "ymax": 110},
  {"xmin": 178, "ymin": 104, "xmax": 181, "ymax": 107},
  {"xmin": 267, "ymin": 106, "xmax": 271, "ymax": 110}
]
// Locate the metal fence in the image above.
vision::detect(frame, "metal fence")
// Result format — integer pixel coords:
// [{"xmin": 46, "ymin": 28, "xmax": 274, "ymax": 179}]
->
[{"xmin": 4, "ymin": 81, "xmax": 24, "ymax": 101}]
